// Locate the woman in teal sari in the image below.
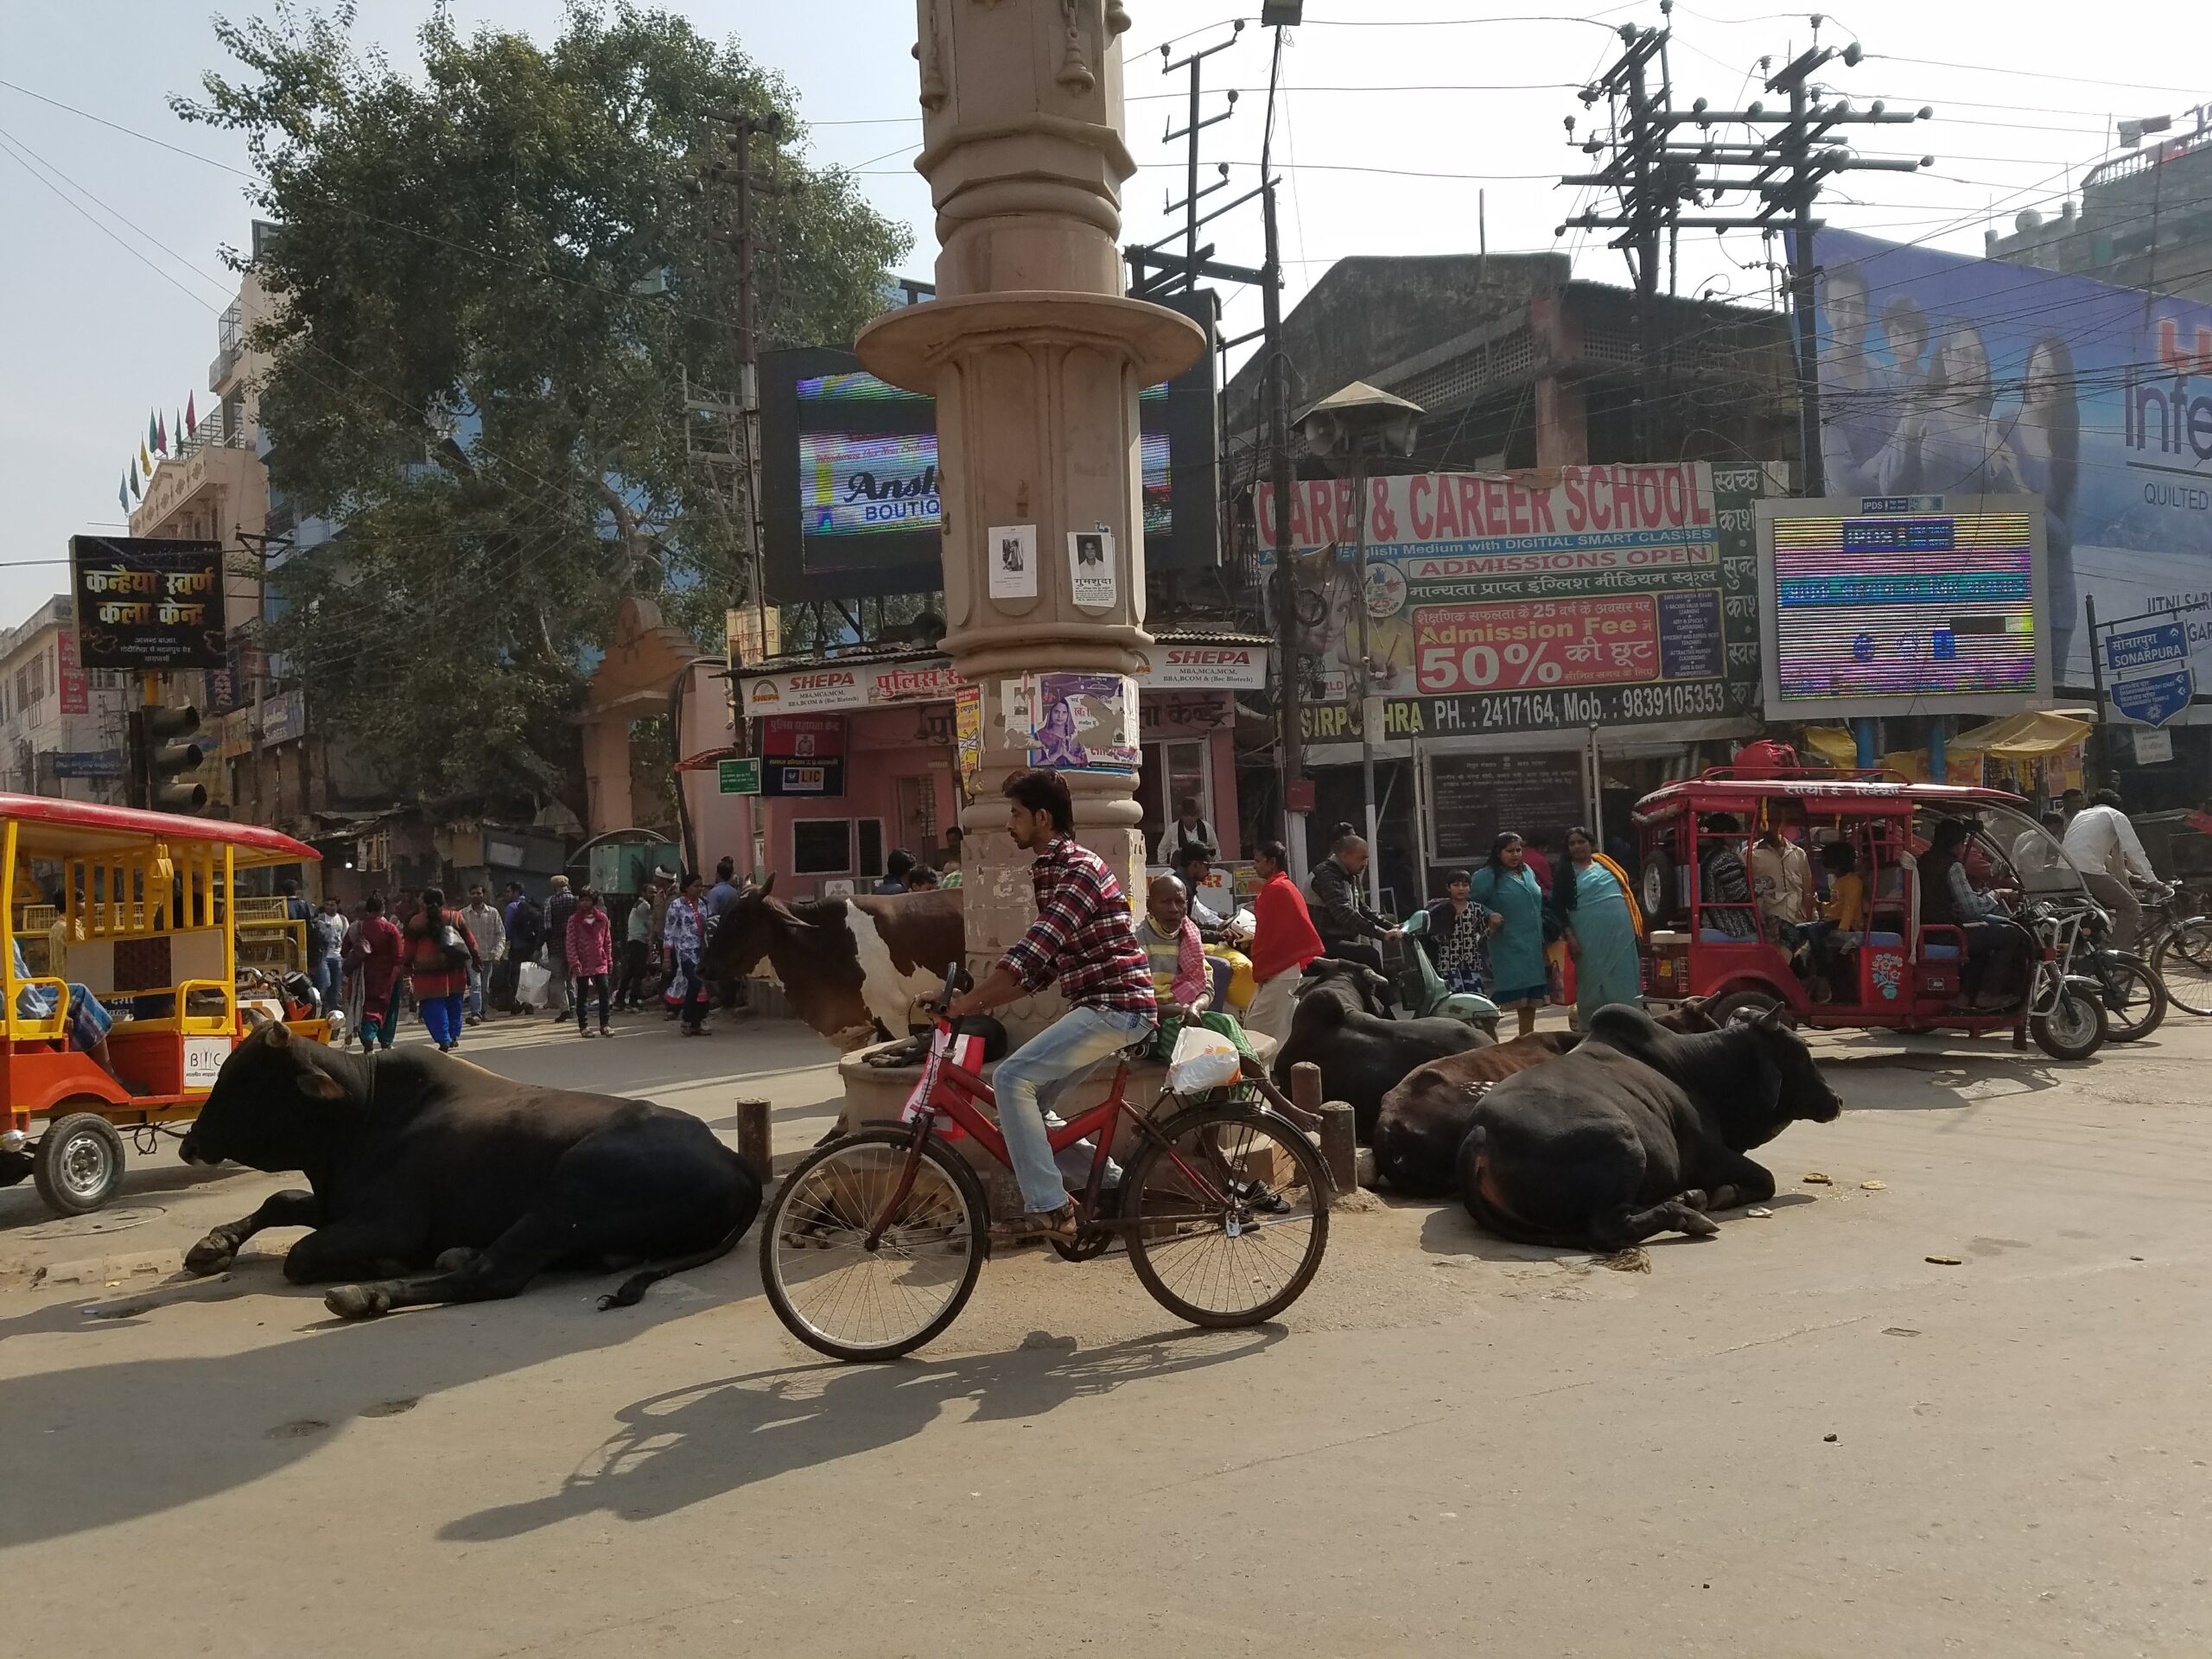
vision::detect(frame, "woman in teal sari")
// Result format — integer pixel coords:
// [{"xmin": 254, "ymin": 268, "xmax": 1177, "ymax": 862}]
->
[
  {"xmin": 1548, "ymin": 824, "xmax": 1643, "ymax": 1027},
  {"xmin": 1468, "ymin": 832, "xmax": 1548, "ymax": 1036}
]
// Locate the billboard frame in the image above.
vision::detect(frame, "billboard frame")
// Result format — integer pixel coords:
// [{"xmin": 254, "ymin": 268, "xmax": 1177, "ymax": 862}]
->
[{"xmin": 1757, "ymin": 493, "xmax": 2050, "ymax": 721}]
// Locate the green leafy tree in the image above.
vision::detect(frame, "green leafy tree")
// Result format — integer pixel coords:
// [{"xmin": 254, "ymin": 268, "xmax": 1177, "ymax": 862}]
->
[{"xmin": 177, "ymin": 1, "xmax": 910, "ymax": 807}]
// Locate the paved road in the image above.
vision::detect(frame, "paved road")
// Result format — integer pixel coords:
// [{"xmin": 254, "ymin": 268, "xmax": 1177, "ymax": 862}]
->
[{"xmin": 4, "ymin": 1007, "xmax": 2209, "ymax": 1656}]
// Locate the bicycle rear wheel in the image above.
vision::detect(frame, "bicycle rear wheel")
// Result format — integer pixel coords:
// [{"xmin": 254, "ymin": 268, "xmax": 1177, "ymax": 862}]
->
[
  {"xmin": 1122, "ymin": 1104, "xmax": 1330, "ymax": 1330},
  {"xmin": 2152, "ymin": 920, "xmax": 2212, "ymax": 1017},
  {"xmin": 2094, "ymin": 951, "xmax": 2166, "ymax": 1042},
  {"xmin": 760, "ymin": 1128, "xmax": 988, "ymax": 1363}
]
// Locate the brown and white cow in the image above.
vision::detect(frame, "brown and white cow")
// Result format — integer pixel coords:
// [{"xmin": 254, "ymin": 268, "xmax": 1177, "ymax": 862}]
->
[{"xmin": 702, "ymin": 876, "xmax": 963, "ymax": 1051}]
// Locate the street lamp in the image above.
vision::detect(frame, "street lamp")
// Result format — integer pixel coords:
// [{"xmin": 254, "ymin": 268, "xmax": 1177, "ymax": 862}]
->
[{"xmin": 1296, "ymin": 380, "xmax": 1423, "ymax": 909}]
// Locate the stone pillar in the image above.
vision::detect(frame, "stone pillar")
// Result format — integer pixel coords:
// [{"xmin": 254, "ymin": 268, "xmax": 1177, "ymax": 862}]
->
[{"xmin": 860, "ymin": 2, "xmax": 1203, "ymax": 1033}]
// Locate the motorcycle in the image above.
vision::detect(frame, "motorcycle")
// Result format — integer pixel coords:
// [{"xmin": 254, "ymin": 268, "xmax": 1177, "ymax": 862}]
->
[
  {"xmin": 2061, "ymin": 898, "xmax": 2166, "ymax": 1043},
  {"xmin": 2011, "ymin": 898, "xmax": 2114, "ymax": 1061}
]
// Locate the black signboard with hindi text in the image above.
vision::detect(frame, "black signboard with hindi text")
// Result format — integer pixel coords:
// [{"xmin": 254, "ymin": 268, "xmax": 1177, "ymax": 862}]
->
[
  {"xmin": 1427, "ymin": 750, "xmax": 1586, "ymax": 868},
  {"xmin": 68, "ymin": 537, "xmax": 226, "ymax": 671}
]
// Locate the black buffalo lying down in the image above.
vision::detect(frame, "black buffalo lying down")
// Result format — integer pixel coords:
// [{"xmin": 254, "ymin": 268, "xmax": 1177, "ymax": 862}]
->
[
  {"xmin": 177, "ymin": 1021, "xmax": 761, "ymax": 1319},
  {"xmin": 1459, "ymin": 1003, "xmax": 1841, "ymax": 1251}
]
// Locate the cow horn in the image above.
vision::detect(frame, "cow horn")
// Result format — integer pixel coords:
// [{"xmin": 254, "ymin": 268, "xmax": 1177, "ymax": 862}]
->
[
  {"xmin": 259, "ymin": 1014, "xmax": 291, "ymax": 1046},
  {"xmin": 1755, "ymin": 1002, "xmax": 1783, "ymax": 1029},
  {"xmin": 759, "ymin": 872, "xmax": 776, "ymax": 897}
]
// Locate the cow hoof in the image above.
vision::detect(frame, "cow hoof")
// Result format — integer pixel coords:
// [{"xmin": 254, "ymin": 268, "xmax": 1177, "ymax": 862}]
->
[
  {"xmin": 1675, "ymin": 1206, "xmax": 1720, "ymax": 1238},
  {"xmin": 325, "ymin": 1284, "xmax": 393, "ymax": 1320},
  {"xmin": 184, "ymin": 1235, "xmax": 238, "ymax": 1276},
  {"xmin": 433, "ymin": 1248, "xmax": 477, "ymax": 1273}
]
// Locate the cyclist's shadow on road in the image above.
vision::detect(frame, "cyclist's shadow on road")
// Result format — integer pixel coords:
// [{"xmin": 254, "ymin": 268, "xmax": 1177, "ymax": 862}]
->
[{"xmin": 440, "ymin": 1325, "xmax": 1284, "ymax": 1542}]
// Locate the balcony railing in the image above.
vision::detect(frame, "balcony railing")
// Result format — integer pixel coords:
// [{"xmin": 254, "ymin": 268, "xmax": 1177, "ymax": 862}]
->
[{"xmin": 174, "ymin": 420, "xmax": 255, "ymax": 460}]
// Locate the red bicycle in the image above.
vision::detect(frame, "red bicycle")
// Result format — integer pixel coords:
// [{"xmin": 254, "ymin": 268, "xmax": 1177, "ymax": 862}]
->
[{"xmin": 760, "ymin": 965, "xmax": 1332, "ymax": 1362}]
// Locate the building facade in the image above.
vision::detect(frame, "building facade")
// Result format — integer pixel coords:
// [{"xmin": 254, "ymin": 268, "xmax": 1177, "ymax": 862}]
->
[
  {"xmin": 1986, "ymin": 117, "xmax": 2212, "ymax": 304},
  {"xmin": 0, "ymin": 595, "xmax": 133, "ymax": 803}
]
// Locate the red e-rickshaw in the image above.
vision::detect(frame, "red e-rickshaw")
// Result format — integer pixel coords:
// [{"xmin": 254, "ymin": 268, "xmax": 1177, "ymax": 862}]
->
[
  {"xmin": 1632, "ymin": 767, "xmax": 2109, "ymax": 1060},
  {"xmin": 0, "ymin": 795, "xmax": 327, "ymax": 1217}
]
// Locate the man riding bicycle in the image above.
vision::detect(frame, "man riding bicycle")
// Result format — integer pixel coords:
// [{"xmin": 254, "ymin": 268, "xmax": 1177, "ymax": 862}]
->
[{"xmin": 945, "ymin": 767, "xmax": 1155, "ymax": 1243}]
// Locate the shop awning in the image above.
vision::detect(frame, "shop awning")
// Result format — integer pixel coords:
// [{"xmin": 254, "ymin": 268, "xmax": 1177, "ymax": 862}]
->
[
  {"xmin": 1801, "ymin": 726, "xmax": 1859, "ymax": 766},
  {"xmin": 1949, "ymin": 710, "xmax": 2092, "ymax": 758}
]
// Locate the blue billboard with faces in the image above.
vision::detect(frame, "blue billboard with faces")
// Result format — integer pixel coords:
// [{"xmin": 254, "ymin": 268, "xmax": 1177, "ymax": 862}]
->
[{"xmin": 1805, "ymin": 228, "xmax": 2212, "ymax": 697}]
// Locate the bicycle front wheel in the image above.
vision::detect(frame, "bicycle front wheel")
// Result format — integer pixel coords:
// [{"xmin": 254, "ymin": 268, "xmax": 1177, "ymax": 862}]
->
[
  {"xmin": 1123, "ymin": 1104, "xmax": 1330, "ymax": 1330},
  {"xmin": 760, "ymin": 1128, "xmax": 988, "ymax": 1363},
  {"xmin": 2152, "ymin": 920, "xmax": 2212, "ymax": 1017}
]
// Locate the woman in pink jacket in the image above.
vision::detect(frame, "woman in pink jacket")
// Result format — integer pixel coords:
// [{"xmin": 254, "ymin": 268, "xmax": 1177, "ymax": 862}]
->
[{"xmin": 565, "ymin": 887, "xmax": 616, "ymax": 1038}]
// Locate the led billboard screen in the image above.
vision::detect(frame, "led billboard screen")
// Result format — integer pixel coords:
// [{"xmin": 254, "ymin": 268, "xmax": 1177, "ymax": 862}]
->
[
  {"xmin": 761, "ymin": 292, "xmax": 1218, "ymax": 602},
  {"xmin": 1758, "ymin": 494, "xmax": 2048, "ymax": 717}
]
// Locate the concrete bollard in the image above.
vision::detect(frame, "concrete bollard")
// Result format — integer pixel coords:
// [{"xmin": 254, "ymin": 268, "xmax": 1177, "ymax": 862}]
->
[
  {"xmin": 1317, "ymin": 1100, "xmax": 1357, "ymax": 1200},
  {"xmin": 734, "ymin": 1096, "xmax": 772, "ymax": 1179},
  {"xmin": 1290, "ymin": 1061, "xmax": 1323, "ymax": 1116}
]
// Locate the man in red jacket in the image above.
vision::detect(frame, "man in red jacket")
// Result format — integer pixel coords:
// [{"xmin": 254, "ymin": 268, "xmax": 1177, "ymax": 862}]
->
[{"xmin": 1245, "ymin": 838, "xmax": 1323, "ymax": 1044}]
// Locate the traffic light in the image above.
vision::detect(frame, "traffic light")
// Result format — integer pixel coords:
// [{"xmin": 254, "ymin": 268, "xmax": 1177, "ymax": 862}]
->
[{"xmin": 130, "ymin": 705, "xmax": 207, "ymax": 813}]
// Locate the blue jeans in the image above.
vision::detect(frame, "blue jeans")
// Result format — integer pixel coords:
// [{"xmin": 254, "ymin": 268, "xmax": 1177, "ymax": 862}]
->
[
  {"xmin": 467, "ymin": 960, "xmax": 493, "ymax": 1020},
  {"xmin": 422, "ymin": 991, "xmax": 465, "ymax": 1048},
  {"xmin": 990, "ymin": 1005, "xmax": 1154, "ymax": 1214},
  {"xmin": 312, "ymin": 955, "xmax": 342, "ymax": 1013}
]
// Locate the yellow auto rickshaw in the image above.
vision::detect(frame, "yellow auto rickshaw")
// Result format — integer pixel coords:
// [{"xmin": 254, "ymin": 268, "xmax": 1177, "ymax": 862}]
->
[{"xmin": 0, "ymin": 793, "xmax": 328, "ymax": 1216}]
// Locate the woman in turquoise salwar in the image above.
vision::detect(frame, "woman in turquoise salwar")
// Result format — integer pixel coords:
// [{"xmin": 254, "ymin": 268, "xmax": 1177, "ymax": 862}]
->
[
  {"xmin": 1468, "ymin": 832, "xmax": 1548, "ymax": 1036},
  {"xmin": 1548, "ymin": 823, "xmax": 1644, "ymax": 1027}
]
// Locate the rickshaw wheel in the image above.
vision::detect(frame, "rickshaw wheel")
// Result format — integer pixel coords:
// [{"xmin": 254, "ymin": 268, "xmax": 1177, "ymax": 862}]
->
[{"xmin": 33, "ymin": 1111, "xmax": 127, "ymax": 1217}]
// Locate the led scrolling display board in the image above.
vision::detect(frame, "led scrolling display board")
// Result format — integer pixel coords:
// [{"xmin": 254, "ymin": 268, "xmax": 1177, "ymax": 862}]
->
[{"xmin": 1757, "ymin": 493, "xmax": 2049, "ymax": 719}]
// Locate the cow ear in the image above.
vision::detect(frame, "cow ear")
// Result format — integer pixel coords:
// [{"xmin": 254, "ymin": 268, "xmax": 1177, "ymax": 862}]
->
[
  {"xmin": 766, "ymin": 898, "xmax": 817, "ymax": 932},
  {"xmin": 295, "ymin": 1054, "xmax": 346, "ymax": 1102}
]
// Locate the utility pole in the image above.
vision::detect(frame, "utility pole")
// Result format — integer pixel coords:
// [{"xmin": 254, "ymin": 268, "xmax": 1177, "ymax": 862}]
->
[
  {"xmin": 1262, "ymin": 169, "xmax": 1306, "ymax": 873},
  {"xmin": 1126, "ymin": 24, "xmax": 1243, "ymax": 301},
  {"xmin": 1560, "ymin": 14, "xmax": 1934, "ymax": 492},
  {"xmin": 690, "ymin": 108, "xmax": 783, "ymax": 875}
]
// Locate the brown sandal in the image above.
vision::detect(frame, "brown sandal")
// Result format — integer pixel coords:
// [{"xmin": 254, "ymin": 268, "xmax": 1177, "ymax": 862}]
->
[{"xmin": 991, "ymin": 1203, "xmax": 1078, "ymax": 1243}]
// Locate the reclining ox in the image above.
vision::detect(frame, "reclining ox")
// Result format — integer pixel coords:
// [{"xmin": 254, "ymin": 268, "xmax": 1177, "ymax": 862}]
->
[
  {"xmin": 1458, "ymin": 1003, "xmax": 1841, "ymax": 1251},
  {"xmin": 1272, "ymin": 958, "xmax": 1491, "ymax": 1142},
  {"xmin": 1372, "ymin": 999, "xmax": 1719, "ymax": 1197},
  {"xmin": 706, "ymin": 877, "xmax": 963, "ymax": 1052},
  {"xmin": 176, "ymin": 1020, "xmax": 760, "ymax": 1319}
]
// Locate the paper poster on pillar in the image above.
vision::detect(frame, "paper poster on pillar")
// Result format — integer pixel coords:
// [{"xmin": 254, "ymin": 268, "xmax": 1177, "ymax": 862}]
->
[
  {"xmin": 1028, "ymin": 672, "xmax": 1140, "ymax": 773},
  {"xmin": 1067, "ymin": 527, "xmax": 1117, "ymax": 612},
  {"xmin": 988, "ymin": 524, "xmax": 1037, "ymax": 601}
]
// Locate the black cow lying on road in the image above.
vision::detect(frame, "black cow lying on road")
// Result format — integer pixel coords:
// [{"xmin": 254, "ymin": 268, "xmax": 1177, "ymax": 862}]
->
[
  {"xmin": 1458, "ymin": 1002, "xmax": 1841, "ymax": 1250},
  {"xmin": 176, "ymin": 1021, "xmax": 761, "ymax": 1319},
  {"xmin": 1372, "ymin": 999, "xmax": 1722, "ymax": 1197},
  {"xmin": 1273, "ymin": 957, "xmax": 1491, "ymax": 1142}
]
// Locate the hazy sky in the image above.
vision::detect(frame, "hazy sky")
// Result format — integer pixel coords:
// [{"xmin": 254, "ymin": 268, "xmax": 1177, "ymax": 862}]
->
[{"xmin": 0, "ymin": 1, "xmax": 2185, "ymax": 621}]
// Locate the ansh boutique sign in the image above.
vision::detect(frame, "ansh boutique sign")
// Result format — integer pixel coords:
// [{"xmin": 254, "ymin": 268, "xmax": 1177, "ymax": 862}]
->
[
  {"xmin": 68, "ymin": 537, "xmax": 226, "ymax": 671},
  {"xmin": 1260, "ymin": 461, "xmax": 1767, "ymax": 736}
]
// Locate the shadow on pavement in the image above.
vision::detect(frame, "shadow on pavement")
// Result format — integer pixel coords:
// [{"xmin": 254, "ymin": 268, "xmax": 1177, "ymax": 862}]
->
[
  {"xmin": 1819, "ymin": 1048, "xmax": 2067, "ymax": 1104},
  {"xmin": 440, "ymin": 1324, "xmax": 1285, "ymax": 1541},
  {"xmin": 1412, "ymin": 1191, "xmax": 1816, "ymax": 1262},
  {"xmin": 0, "ymin": 1249, "xmax": 765, "ymax": 1550}
]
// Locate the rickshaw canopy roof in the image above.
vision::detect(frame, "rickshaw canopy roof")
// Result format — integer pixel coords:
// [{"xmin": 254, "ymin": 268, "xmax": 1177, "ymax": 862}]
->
[
  {"xmin": 1633, "ymin": 772, "xmax": 2030, "ymax": 825},
  {"xmin": 0, "ymin": 795, "xmax": 320, "ymax": 868}
]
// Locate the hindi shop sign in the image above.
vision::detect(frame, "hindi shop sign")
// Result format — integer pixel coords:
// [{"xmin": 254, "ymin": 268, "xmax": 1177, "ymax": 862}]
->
[{"xmin": 68, "ymin": 537, "xmax": 227, "ymax": 671}]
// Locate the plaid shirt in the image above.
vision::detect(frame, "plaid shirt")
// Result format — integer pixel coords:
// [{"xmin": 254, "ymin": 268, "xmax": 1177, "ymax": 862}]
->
[{"xmin": 1001, "ymin": 836, "xmax": 1156, "ymax": 1015}]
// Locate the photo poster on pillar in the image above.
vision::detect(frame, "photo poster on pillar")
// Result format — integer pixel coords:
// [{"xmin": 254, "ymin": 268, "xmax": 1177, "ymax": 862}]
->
[
  {"xmin": 988, "ymin": 524, "xmax": 1037, "ymax": 601},
  {"xmin": 1258, "ymin": 463, "xmax": 1770, "ymax": 741},
  {"xmin": 954, "ymin": 684, "xmax": 984, "ymax": 793},
  {"xmin": 1068, "ymin": 527, "xmax": 1118, "ymax": 612},
  {"xmin": 1027, "ymin": 672, "xmax": 1140, "ymax": 774}
]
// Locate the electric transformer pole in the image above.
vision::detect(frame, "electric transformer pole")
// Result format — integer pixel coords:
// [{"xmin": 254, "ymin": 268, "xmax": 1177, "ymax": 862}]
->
[{"xmin": 1560, "ymin": 12, "xmax": 1934, "ymax": 493}]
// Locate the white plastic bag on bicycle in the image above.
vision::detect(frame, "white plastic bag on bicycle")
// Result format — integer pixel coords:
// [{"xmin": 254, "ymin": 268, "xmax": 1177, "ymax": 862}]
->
[
  {"xmin": 901, "ymin": 1025, "xmax": 982, "ymax": 1138},
  {"xmin": 1166, "ymin": 1025, "xmax": 1239, "ymax": 1095}
]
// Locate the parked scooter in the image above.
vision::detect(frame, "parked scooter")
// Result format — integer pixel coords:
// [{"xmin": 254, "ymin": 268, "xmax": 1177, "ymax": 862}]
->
[{"xmin": 1392, "ymin": 908, "xmax": 1502, "ymax": 1034}]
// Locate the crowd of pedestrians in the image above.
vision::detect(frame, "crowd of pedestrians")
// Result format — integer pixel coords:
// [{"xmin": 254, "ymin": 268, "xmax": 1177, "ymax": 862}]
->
[{"xmin": 305, "ymin": 861, "xmax": 752, "ymax": 1052}]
